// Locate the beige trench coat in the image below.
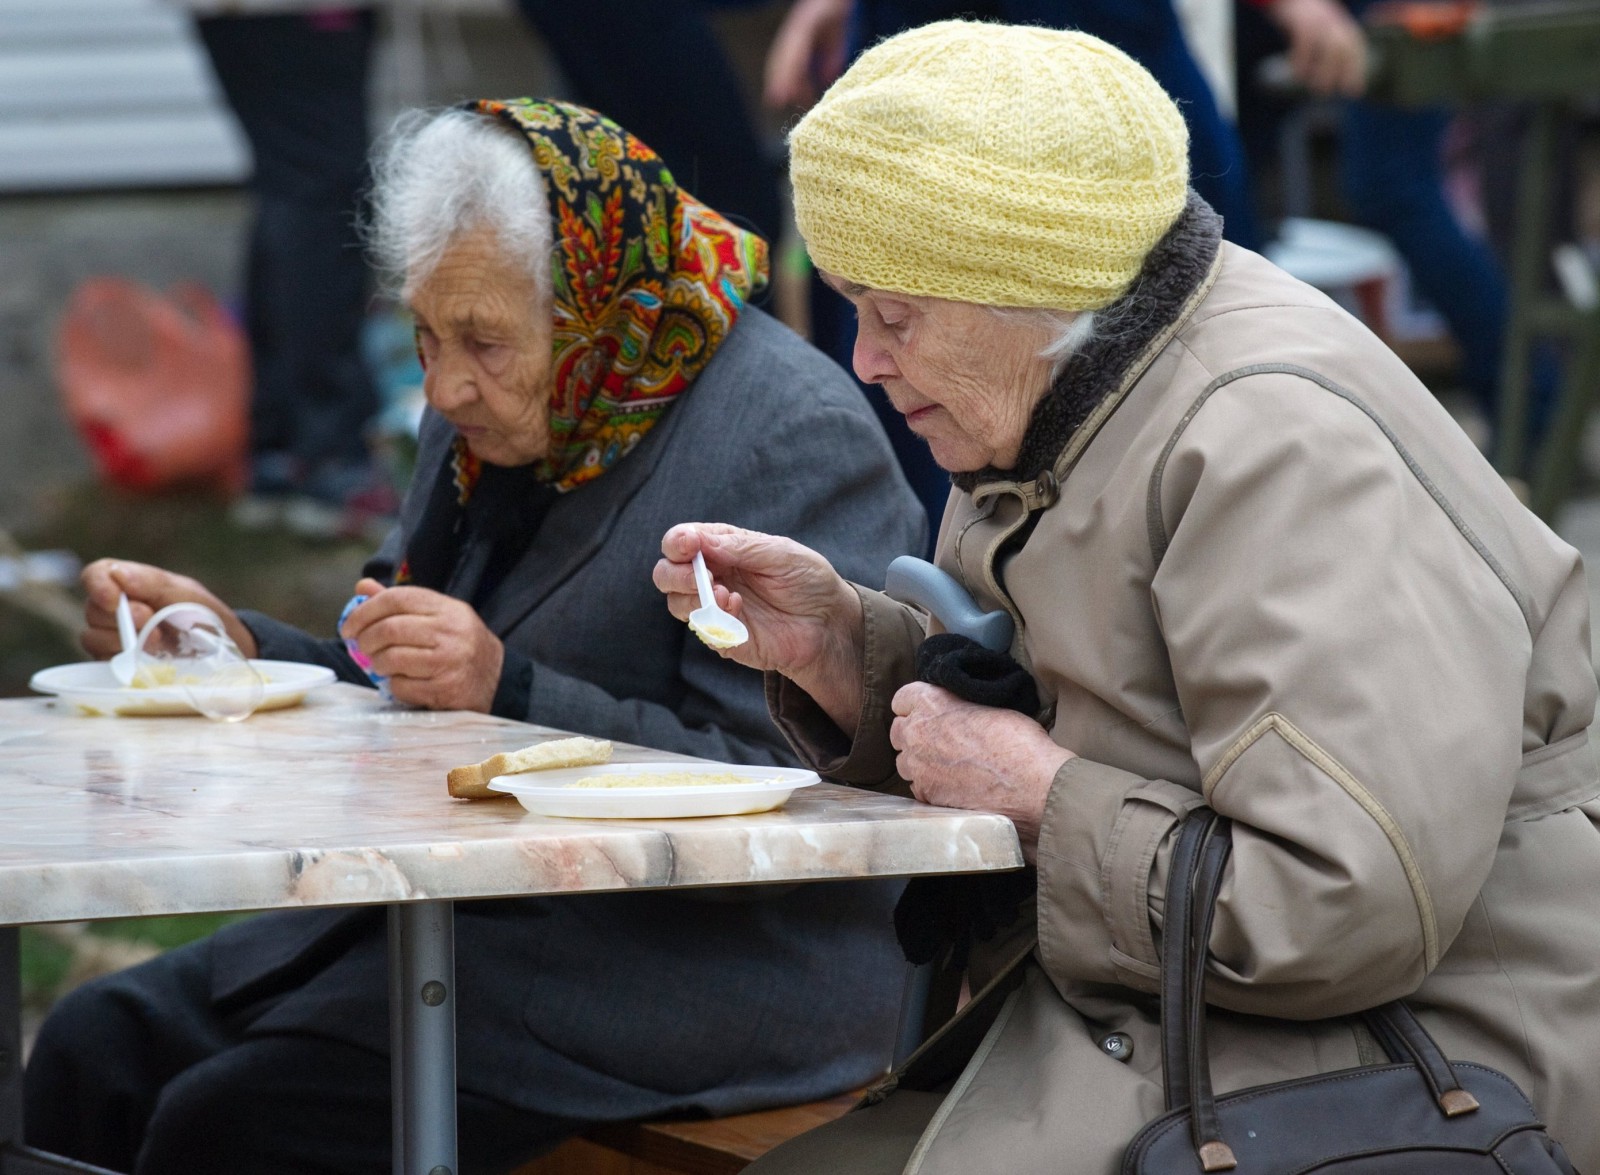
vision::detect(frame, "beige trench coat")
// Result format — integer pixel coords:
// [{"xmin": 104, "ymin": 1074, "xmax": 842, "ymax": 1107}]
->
[{"xmin": 771, "ymin": 239, "xmax": 1600, "ymax": 1173}]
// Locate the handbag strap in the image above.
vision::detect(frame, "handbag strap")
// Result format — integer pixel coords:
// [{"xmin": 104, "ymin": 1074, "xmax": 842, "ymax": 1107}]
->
[
  {"xmin": 1159, "ymin": 807, "xmax": 1214, "ymax": 1112},
  {"xmin": 1183, "ymin": 819, "xmax": 1234, "ymax": 1168},
  {"xmin": 1160, "ymin": 809, "xmax": 1239, "ymax": 1172},
  {"xmin": 1158, "ymin": 809, "xmax": 1483, "ymax": 1175},
  {"xmin": 1363, "ymin": 1002, "xmax": 1482, "ymax": 1116}
]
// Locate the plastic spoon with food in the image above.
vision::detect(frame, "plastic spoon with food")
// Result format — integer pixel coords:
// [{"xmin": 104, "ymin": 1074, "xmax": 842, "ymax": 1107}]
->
[{"xmin": 687, "ymin": 551, "xmax": 748, "ymax": 650}]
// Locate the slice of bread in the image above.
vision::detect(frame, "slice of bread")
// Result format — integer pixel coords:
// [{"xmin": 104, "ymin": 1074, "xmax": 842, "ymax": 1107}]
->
[{"xmin": 447, "ymin": 736, "xmax": 613, "ymax": 799}]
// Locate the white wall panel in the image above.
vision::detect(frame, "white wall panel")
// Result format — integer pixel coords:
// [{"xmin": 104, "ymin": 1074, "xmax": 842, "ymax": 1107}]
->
[{"xmin": 0, "ymin": 0, "xmax": 247, "ymax": 191}]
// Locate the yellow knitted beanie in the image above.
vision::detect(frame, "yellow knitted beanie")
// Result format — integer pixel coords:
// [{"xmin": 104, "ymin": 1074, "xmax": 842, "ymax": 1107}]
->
[{"xmin": 790, "ymin": 20, "xmax": 1190, "ymax": 310}]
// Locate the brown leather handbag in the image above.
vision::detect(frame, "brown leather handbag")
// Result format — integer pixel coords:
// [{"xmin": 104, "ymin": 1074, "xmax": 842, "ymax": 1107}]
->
[{"xmin": 1123, "ymin": 809, "xmax": 1580, "ymax": 1174}]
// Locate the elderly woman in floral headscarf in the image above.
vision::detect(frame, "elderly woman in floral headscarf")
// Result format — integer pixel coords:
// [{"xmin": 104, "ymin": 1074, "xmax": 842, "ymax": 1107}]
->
[{"xmin": 28, "ymin": 101, "xmax": 924, "ymax": 1174}]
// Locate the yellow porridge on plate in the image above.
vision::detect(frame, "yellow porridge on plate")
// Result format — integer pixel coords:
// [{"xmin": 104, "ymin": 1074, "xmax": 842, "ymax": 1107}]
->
[{"xmin": 567, "ymin": 771, "xmax": 771, "ymax": 789}]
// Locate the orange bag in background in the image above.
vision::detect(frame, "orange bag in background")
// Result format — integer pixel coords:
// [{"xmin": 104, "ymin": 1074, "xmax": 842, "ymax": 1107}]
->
[{"xmin": 55, "ymin": 277, "xmax": 251, "ymax": 495}]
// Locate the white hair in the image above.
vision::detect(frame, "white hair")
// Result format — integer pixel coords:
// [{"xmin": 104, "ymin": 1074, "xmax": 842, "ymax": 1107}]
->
[
  {"xmin": 990, "ymin": 307, "xmax": 1100, "ymax": 379},
  {"xmin": 366, "ymin": 108, "xmax": 554, "ymax": 299}
]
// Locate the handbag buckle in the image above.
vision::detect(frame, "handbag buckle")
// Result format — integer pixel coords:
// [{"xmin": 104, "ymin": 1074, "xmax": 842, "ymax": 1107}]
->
[{"xmin": 1439, "ymin": 1088, "xmax": 1482, "ymax": 1117}]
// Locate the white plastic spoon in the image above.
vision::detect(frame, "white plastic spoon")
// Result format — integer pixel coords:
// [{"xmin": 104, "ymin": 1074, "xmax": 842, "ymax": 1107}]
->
[
  {"xmin": 687, "ymin": 551, "xmax": 748, "ymax": 650},
  {"xmin": 109, "ymin": 593, "xmax": 139, "ymax": 685}
]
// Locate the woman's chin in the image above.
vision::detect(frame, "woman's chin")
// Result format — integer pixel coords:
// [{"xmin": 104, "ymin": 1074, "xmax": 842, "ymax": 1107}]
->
[
  {"xmin": 460, "ymin": 434, "xmax": 536, "ymax": 468},
  {"xmin": 923, "ymin": 438, "xmax": 987, "ymax": 474}
]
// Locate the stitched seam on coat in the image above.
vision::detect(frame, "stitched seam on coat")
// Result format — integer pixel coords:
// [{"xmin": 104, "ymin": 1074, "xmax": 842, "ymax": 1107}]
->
[
  {"xmin": 1509, "ymin": 731, "xmax": 1600, "ymax": 820},
  {"xmin": 1203, "ymin": 712, "xmax": 1442, "ymax": 970},
  {"xmin": 1144, "ymin": 363, "xmax": 1532, "ymax": 628},
  {"xmin": 1520, "ymin": 728, "xmax": 1588, "ymax": 766},
  {"xmin": 1473, "ymin": 889, "xmax": 1539, "ymax": 1078},
  {"xmin": 901, "ymin": 986, "xmax": 1025, "ymax": 1175},
  {"xmin": 1049, "ymin": 248, "xmax": 1226, "ymax": 482},
  {"xmin": 1098, "ymin": 791, "xmax": 1146, "ymax": 973},
  {"xmin": 1123, "ymin": 803, "xmax": 1168, "ymax": 971},
  {"xmin": 951, "ymin": 498, "xmax": 996, "ymax": 583}
]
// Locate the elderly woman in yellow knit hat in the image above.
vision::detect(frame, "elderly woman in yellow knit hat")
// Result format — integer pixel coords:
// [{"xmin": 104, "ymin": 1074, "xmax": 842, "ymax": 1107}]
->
[{"xmin": 655, "ymin": 19, "xmax": 1600, "ymax": 1175}]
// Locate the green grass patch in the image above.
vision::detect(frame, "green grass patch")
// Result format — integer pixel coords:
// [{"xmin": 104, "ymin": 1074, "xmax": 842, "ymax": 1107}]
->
[
  {"xmin": 21, "ymin": 913, "xmax": 254, "ymax": 1007},
  {"xmin": 19, "ymin": 927, "xmax": 74, "ymax": 1001},
  {"xmin": 86, "ymin": 912, "xmax": 250, "ymax": 950}
]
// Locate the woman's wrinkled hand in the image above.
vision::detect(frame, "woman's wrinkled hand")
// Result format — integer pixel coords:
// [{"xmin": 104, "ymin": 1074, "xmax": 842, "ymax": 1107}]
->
[
  {"xmin": 890, "ymin": 681, "xmax": 1074, "ymax": 861},
  {"xmin": 654, "ymin": 523, "xmax": 865, "ymax": 735},
  {"xmin": 763, "ymin": 0, "xmax": 853, "ymax": 110},
  {"xmin": 340, "ymin": 577, "xmax": 503, "ymax": 712},
  {"xmin": 80, "ymin": 558, "xmax": 257, "ymax": 661}
]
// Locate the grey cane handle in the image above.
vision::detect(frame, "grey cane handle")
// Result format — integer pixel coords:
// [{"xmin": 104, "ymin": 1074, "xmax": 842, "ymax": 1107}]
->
[{"xmin": 883, "ymin": 556, "xmax": 1015, "ymax": 652}]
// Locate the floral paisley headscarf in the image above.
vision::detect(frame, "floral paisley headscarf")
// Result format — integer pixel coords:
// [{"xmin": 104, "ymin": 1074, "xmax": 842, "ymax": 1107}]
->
[{"xmin": 396, "ymin": 99, "xmax": 768, "ymax": 589}]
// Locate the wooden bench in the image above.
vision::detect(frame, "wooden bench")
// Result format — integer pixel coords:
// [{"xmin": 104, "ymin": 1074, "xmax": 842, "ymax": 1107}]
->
[{"xmin": 512, "ymin": 1091, "xmax": 860, "ymax": 1175}]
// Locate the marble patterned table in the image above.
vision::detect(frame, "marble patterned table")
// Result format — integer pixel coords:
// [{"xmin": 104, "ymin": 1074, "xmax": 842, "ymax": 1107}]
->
[{"xmin": 0, "ymin": 684, "xmax": 1023, "ymax": 1175}]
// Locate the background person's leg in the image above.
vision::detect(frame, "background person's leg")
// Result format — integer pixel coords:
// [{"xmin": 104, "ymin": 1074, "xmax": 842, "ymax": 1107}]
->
[
  {"xmin": 1340, "ymin": 100, "xmax": 1512, "ymax": 425},
  {"xmin": 195, "ymin": 12, "xmax": 382, "ymax": 501},
  {"xmin": 513, "ymin": 0, "xmax": 783, "ymax": 245}
]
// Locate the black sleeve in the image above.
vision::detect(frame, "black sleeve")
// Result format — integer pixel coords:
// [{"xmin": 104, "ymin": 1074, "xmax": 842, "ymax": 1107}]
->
[{"xmin": 237, "ymin": 609, "xmax": 373, "ymax": 688}]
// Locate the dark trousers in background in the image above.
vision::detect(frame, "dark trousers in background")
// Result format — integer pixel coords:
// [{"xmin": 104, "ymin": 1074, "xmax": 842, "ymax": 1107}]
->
[
  {"xmin": 852, "ymin": 0, "xmax": 1261, "ymax": 252},
  {"xmin": 196, "ymin": 11, "xmax": 381, "ymax": 481},
  {"xmin": 22, "ymin": 934, "xmax": 571, "ymax": 1175},
  {"xmin": 513, "ymin": 0, "xmax": 783, "ymax": 245},
  {"xmin": 1339, "ymin": 101, "xmax": 1514, "ymax": 422}
]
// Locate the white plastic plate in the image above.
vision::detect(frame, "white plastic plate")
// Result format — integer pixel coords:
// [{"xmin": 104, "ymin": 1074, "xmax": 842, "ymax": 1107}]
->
[
  {"xmin": 28, "ymin": 659, "xmax": 337, "ymax": 717},
  {"xmin": 486, "ymin": 761, "xmax": 821, "ymax": 819}
]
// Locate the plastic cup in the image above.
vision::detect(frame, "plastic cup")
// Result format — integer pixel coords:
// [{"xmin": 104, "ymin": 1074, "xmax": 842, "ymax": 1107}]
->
[{"xmin": 134, "ymin": 602, "xmax": 265, "ymax": 722}]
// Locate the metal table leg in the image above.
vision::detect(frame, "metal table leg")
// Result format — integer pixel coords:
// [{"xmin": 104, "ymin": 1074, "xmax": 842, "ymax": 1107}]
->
[{"xmin": 388, "ymin": 902, "xmax": 458, "ymax": 1175}]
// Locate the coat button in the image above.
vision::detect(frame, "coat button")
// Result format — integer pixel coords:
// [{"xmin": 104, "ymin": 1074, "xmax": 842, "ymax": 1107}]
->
[
  {"xmin": 1099, "ymin": 1032, "xmax": 1134, "ymax": 1061},
  {"xmin": 1035, "ymin": 469, "xmax": 1060, "ymax": 509}
]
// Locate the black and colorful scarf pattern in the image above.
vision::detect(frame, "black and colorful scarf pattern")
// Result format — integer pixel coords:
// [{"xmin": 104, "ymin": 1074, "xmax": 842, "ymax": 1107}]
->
[{"xmin": 477, "ymin": 98, "xmax": 767, "ymax": 493}]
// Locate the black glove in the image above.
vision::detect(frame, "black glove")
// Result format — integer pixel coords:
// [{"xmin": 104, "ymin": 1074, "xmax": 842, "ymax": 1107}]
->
[{"xmin": 893, "ymin": 633, "xmax": 1042, "ymax": 969}]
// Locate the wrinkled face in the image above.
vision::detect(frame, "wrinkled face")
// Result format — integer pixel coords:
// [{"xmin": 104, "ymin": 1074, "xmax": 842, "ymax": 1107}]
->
[
  {"xmin": 825, "ymin": 274, "xmax": 1063, "ymax": 473},
  {"xmin": 408, "ymin": 228, "xmax": 554, "ymax": 467}
]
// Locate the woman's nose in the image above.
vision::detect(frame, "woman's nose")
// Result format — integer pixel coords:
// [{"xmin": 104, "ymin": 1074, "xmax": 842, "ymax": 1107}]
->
[
  {"xmin": 851, "ymin": 322, "xmax": 898, "ymax": 386},
  {"xmin": 425, "ymin": 349, "xmax": 478, "ymax": 412}
]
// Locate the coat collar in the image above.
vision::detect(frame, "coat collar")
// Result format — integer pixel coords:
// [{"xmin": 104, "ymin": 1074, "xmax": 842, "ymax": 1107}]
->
[{"xmin": 954, "ymin": 192, "xmax": 1225, "ymax": 501}]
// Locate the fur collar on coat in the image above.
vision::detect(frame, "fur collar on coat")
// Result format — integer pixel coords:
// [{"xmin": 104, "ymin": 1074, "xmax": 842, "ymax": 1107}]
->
[{"xmin": 954, "ymin": 192, "xmax": 1224, "ymax": 494}]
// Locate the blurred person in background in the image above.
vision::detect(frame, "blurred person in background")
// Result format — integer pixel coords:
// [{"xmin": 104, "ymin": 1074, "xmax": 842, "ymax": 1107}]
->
[
  {"xmin": 1335, "ymin": 0, "xmax": 1538, "ymax": 447},
  {"xmin": 188, "ymin": 3, "xmax": 397, "ymax": 539},
  {"xmin": 24, "ymin": 100, "xmax": 924, "ymax": 1175},
  {"xmin": 1236, "ymin": 0, "xmax": 1544, "ymax": 448}
]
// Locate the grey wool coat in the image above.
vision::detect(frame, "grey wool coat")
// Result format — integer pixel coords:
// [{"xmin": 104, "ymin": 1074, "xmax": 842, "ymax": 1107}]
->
[{"xmin": 208, "ymin": 306, "xmax": 929, "ymax": 1121}]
